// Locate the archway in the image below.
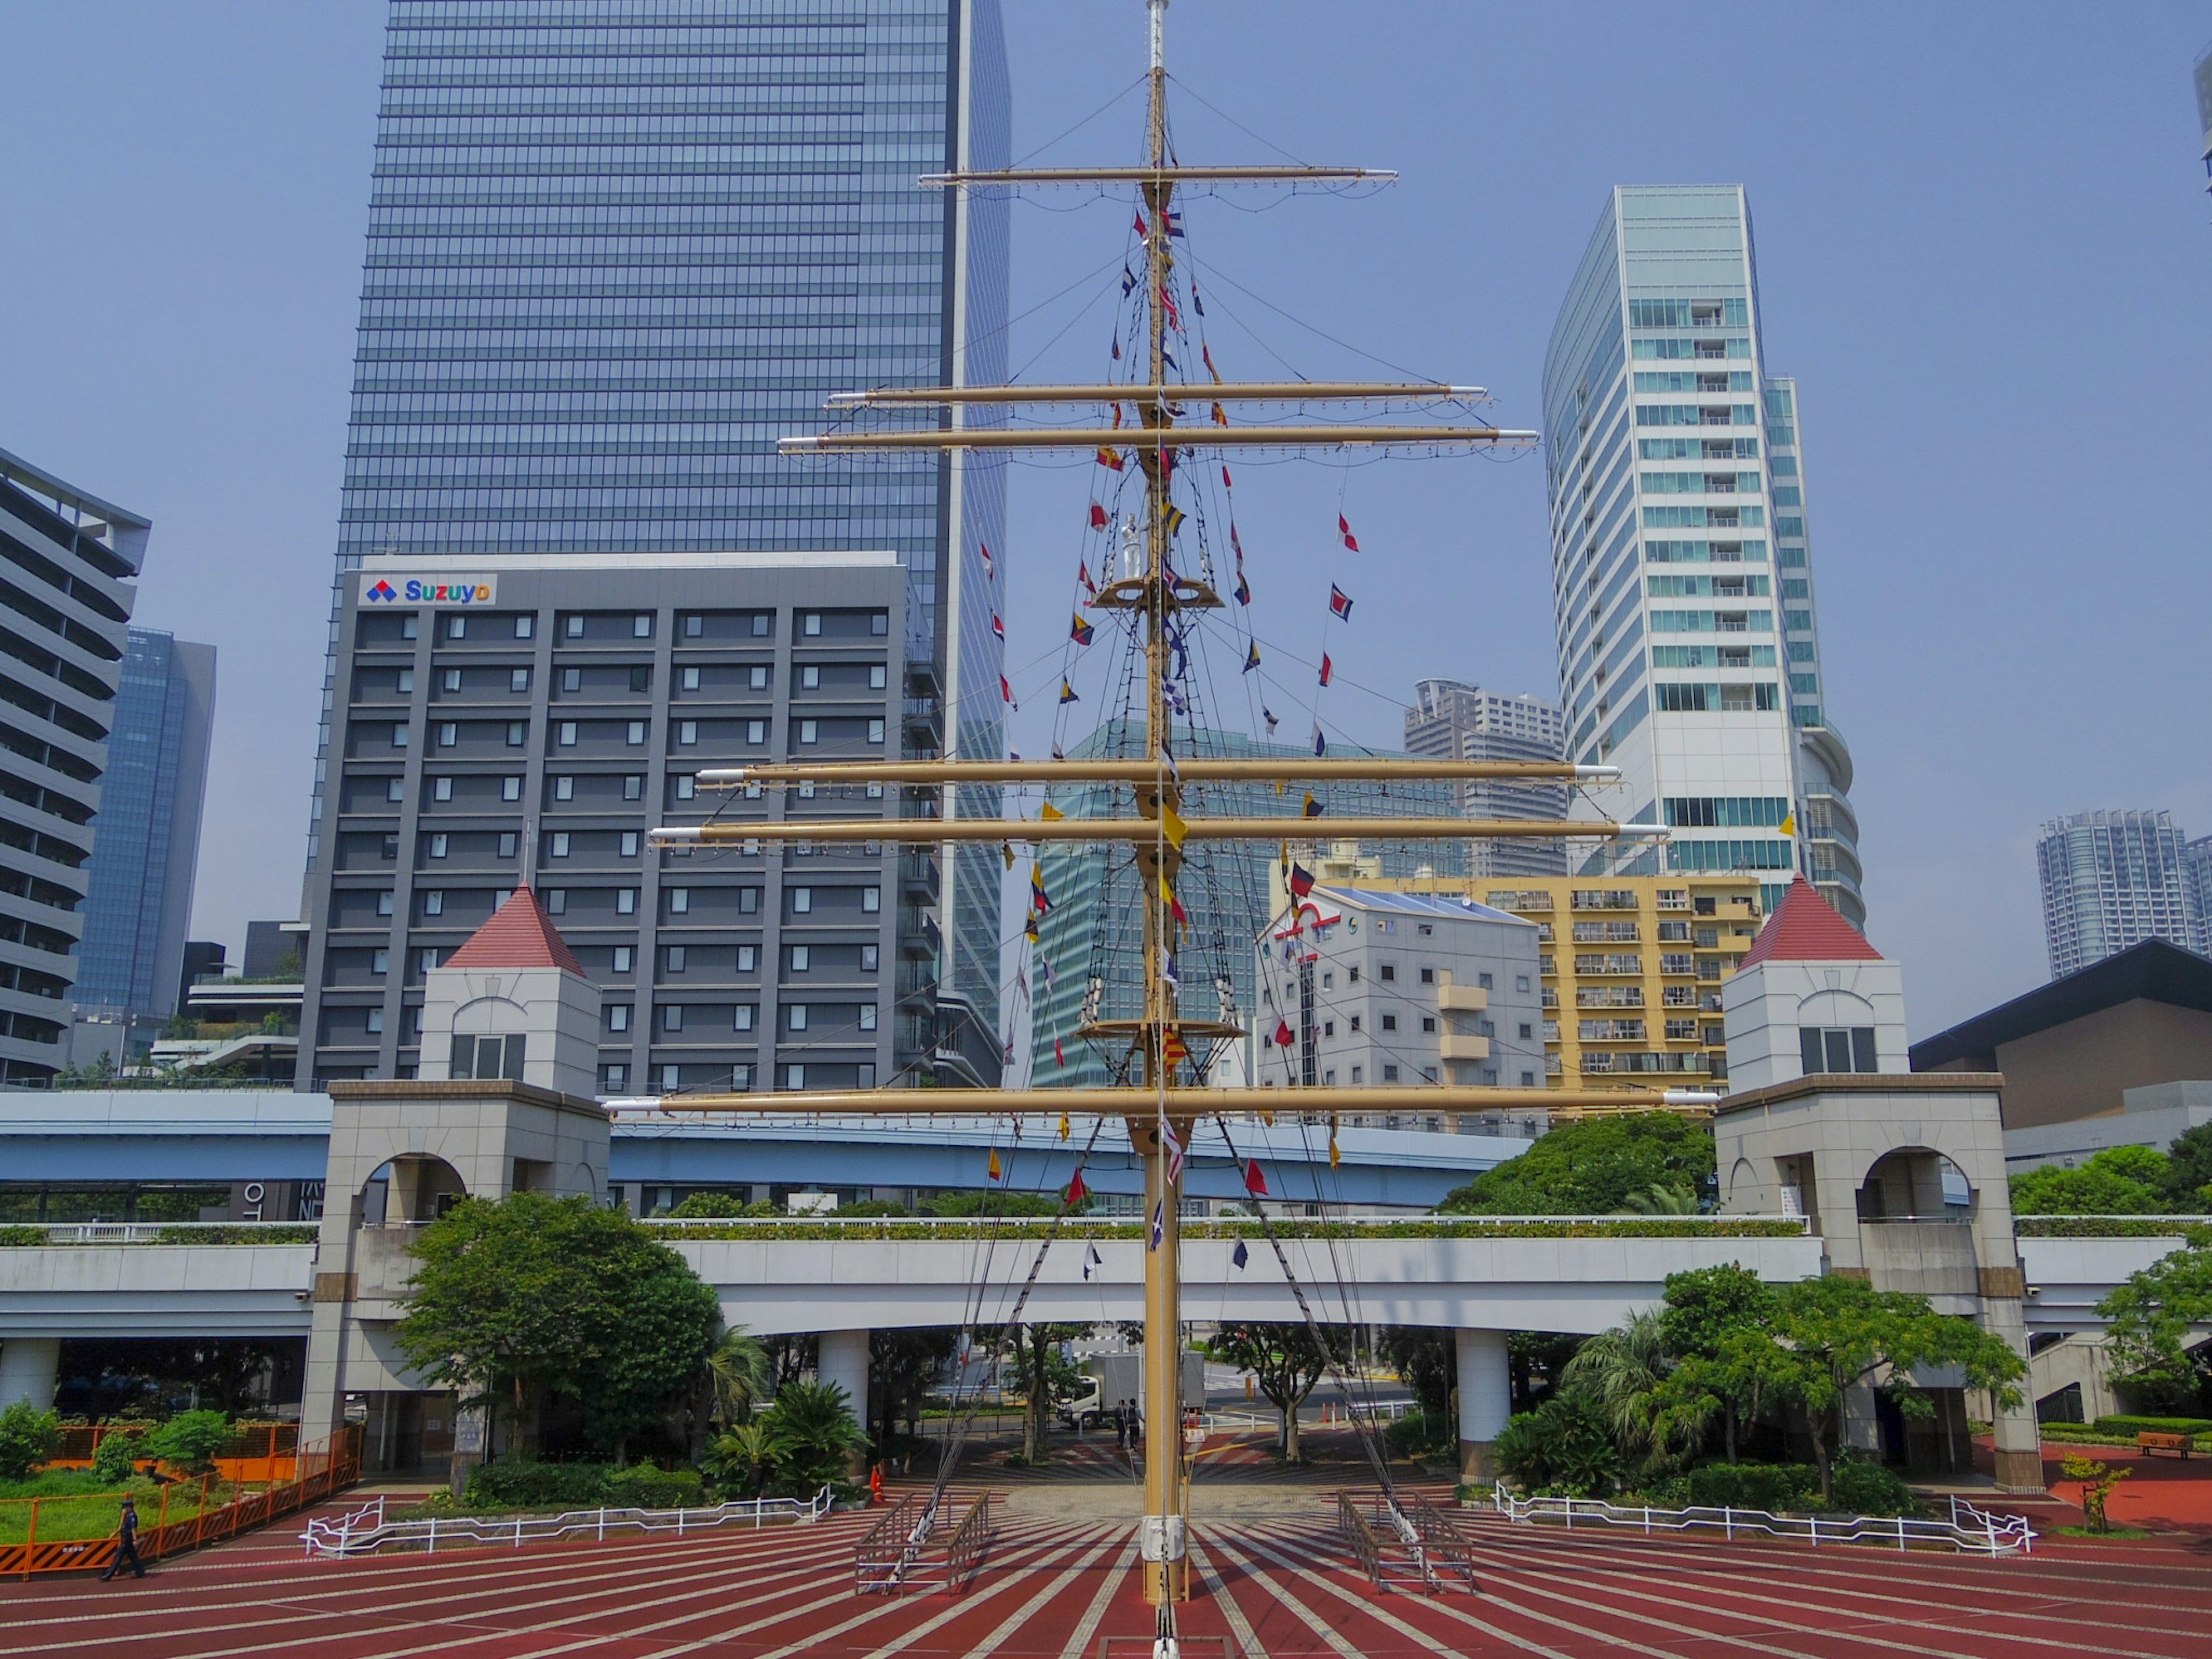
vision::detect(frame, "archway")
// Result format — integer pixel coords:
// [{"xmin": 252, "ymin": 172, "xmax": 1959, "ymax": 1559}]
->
[{"xmin": 1855, "ymin": 1146, "xmax": 1972, "ymax": 1222}]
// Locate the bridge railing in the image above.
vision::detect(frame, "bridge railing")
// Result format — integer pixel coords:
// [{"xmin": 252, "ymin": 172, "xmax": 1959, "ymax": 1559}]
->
[
  {"xmin": 303, "ymin": 1485, "xmax": 836, "ymax": 1558},
  {"xmin": 639, "ymin": 1214, "xmax": 1812, "ymax": 1241},
  {"xmin": 0, "ymin": 1221, "xmax": 320, "ymax": 1246}
]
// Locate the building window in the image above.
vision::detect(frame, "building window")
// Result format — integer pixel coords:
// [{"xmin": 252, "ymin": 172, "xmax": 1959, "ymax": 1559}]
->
[
  {"xmin": 447, "ymin": 616, "xmax": 467, "ymax": 641},
  {"xmin": 620, "ymin": 831, "xmax": 639, "ymax": 857},
  {"xmin": 1348, "ymin": 1015, "xmax": 1362, "ymax": 1033},
  {"xmin": 749, "ymin": 665, "xmax": 770, "ymax": 690},
  {"xmin": 1422, "ymin": 1067, "xmax": 1438, "ymax": 1082},
  {"xmin": 662, "ymin": 1065, "xmax": 680, "ymax": 1091},
  {"xmin": 370, "ymin": 950, "xmax": 389, "ymax": 976},
  {"xmin": 1350, "ymin": 1066, "xmax": 1363, "ymax": 1084},
  {"xmin": 1323, "ymin": 1070, "xmax": 1336, "ymax": 1085},
  {"xmin": 663, "ymin": 1005, "xmax": 683, "ymax": 1033},
  {"xmin": 859, "ymin": 1003, "xmax": 878, "ymax": 1032},
  {"xmin": 607, "ymin": 1005, "xmax": 630, "ymax": 1032},
  {"xmin": 1323, "ymin": 1020, "xmax": 1335, "ymax": 1037},
  {"xmin": 798, "ymin": 720, "xmax": 819, "ymax": 745},
  {"xmin": 1518, "ymin": 1023, "xmax": 1533, "ymax": 1040},
  {"xmin": 868, "ymin": 719, "xmax": 885, "ymax": 745},
  {"xmin": 509, "ymin": 668, "xmax": 529, "ymax": 692},
  {"xmin": 789, "ymin": 945, "xmax": 810, "ymax": 971},
  {"xmin": 623, "ymin": 775, "xmax": 643, "ymax": 801},
  {"xmin": 1378, "ymin": 964, "xmax": 1395, "ymax": 982},
  {"xmin": 421, "ymin": 891, "xmax": 443, "ymax": 916},
  {"xmin": 790, "ymin": 888, "xmax": 812, "ymax": 914},
  {"xmin": 735, "ymin": 1005, "xmax": 755, "ymax": 1031},
  {"xmin": 616, "ymin": 889, "xmax": 637, "ymax": 915},
  {"xmin": 1520, "ymin": 1071, "xmax": 1536, "ymax": 1086},
  {"xmin": 746, "ymin": 720, "xmax": 767, "ymax": 744},
  {"xmin": 549, "ymin": 832, "xmax": 569, "ymax": 858},
  {"xmin": 506, "ymin": 722, "xmax": 525, "ymax": 747},
  {"xmin": 870, "ymin": 665, "xmax": 887, "ymax": 690},
  {"xmin": 1516, "ymin": 976, "xmax": 1531, "ymax": 993},
  {"xmin": 544, "ymin": 890, "xmax": 565, "ymax": 914},
  {"xmin": 1800, "ymin": 1027, "xmax": 1877, "ymax": 1074},
  {"xmin": 859, "ymin": 945, "xmax": 878, "ymax": 971},
  {"xmin": 613, "ymin": 946, "xmax": 634, "ymax": 974},
  {"xmin": 677, "ymin": 721, "xmax": 697, "ymax": 746},
  {"xmin": 561, "ymin": 667, "xmax": 582, "ymax": 693},
  {"xmin": 862, "ymin": 887, "xmax": 881, "ymax": 913},
  {"xmin": 787, "ymin": 1004, "xmax": 809, "ymax": 1032},
  {"xmin": 428, "ymin": 834, "xmax": 449, "ymax": 859},
  {"xmin": 364, "ymin": 1009, "xmax": 384, "ymax": 1036},
  {"xmin": 668, "ymin": 888, "xmax": 689, "ymax": 914},
  {"xmin": 1382, "ymin": 1064, "xmax": 1399, "ymax": 1082},
  {"xmin": 431, "ymin": 777, "xmax": 453, "ymax": 803},
  {"xmin": 802, "ymin": 613, "xmax": 822, "ymax": 637},
  {"xmin": 1419, "ymin": 968, "xmax": 1434, "ymax": 984},
  {"xmin": 502, "ymin": 777, "xmax": 522, "ymax": 802},
  {"xmin": 418, "ymin": 948, "xmax": 438, "ymax": 974},
  {"xmin": 1481, "ymin": 1067, "xmax": 1499, "ymax": 1085},
  {"xmin": 1380, "ymin": 1014, "xmax": 1397, "ymax": 1032},
  {"xmin": 752, "ymin": 615, "xmax": 771, "ymax": 638},
  {"xmin": 604, "ymin": 1064, "xmax": 627, "ymax": 1092},
  {"xmin": 553, "ymin": 776, "xmax": 574, "ymax": 801},
  {"xmin": 1421, "ymin": 1017, "xmax": 1436, "ymax": 1033},
  {"xmin": 626, "ymin": 721, "xmax": 646, "ymax": 745}
]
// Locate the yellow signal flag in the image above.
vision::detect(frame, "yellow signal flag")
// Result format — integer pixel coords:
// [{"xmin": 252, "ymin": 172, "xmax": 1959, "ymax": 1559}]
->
[
  {"xmin": 1329, "ymin": 1116, "xmax": 1342, "ymax": 1170},
  {"xmin": 1779, "ymin": 811, "xmax": 1796, "ymax": 836},
  {"xmin": 1260, "ymin": 1109, "xmax": 1276, "ymax": 1127},
  {"xmin": 1058, "ymin": 1113, "xmax": 1071, "ymax": 1142},
  {"xmin": 987, "ymin": 1147, "xmax": 1003, "ymax": 1181},
  {"xmin": 1210, "ymin": 400, "xmax": 1229, "ymax": 427},
  {"xmin": 1040, "ymin": 801, "xmax": 1065, "ymax": 821},
  {"xmin": 1001, "ymin": 842, "xmax": 1015, "ymax": 871},
  {"xmin": 1158, "ymin": 803, "xmax": 1188, "ymax": 849}
]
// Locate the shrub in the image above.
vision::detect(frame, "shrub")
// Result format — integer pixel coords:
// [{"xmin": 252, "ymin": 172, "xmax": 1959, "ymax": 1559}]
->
[
  {"xmin": 2091, "ymin": 1414, "xmax": 2212, "ymax": 1437},
  {"xmin": 465, "ymin": 1461, "xmax": 614, "ymax": 1510},
  {"xmin": 91, "ymin": 1430, "xmax": 143, "ymax": 1486},
  {"xmin": 0, "ymin": 1403, "xmax": 62, "ymax": 1481},
  {"xmin": 1825, "ymin": 1457, "xmax": 1922, "ymax": 1518},
  {"xmin": 1647, "ymin": 1461, "xmax": 1815, "ymax": 1512},
  {"xmin": 1491, "ymin": 1395, "xmax": 1620, "ymax": 1497},
  {"xmin": 604, "ymin": 1463, "xmax": 703, "ymax": 1509},
  {"xmin": 145, "ymin": 1410, "xmax": 232, "ymax": 1475},
  {"xmin": 1382, "ymin": 1409, "xmax": 1454, "ymax": 1462}
]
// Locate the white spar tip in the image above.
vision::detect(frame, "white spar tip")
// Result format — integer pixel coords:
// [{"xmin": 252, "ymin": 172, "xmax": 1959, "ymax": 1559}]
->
[
  {"xmin": 1571, "ymin": 764, "xmax": 1623, "ymax": 782},
  {"xmin": 1613, "ymin": 823, "xmax": 1672, "ymax": 839},
  {"xmin": 1661, "ymin": 1090, "xmax": 1724, "ymax": 1105},
  {"xmin": 646, "ymin": 827, "xmax": 704, "ymax": 847},
  {"xmin": 694, "ymin": 768, "xmax": 751, "ymax": 787},
  {"xmin": 601, "ymin": 1096, "xmax": 673, "ymax": 1113},
  {"xmin": 1444, "ymin": 386, "xmax": 1490, "ymax": 400},
  {"xmin": 776, "ymin": 435, "xmax": 823, "ymax": 452}
]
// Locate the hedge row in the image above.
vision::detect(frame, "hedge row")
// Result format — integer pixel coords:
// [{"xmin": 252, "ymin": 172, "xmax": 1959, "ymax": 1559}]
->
[
  {"xmin": 650, "ymin": 1218, "xmax": 1807, "ymax": 1243},
  {"xmin": 465, "ymin": 1461, "xmax": 704, "ymax": 1512}
]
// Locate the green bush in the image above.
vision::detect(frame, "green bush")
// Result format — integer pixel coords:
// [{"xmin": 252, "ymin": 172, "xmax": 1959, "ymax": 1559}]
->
[
  {"xmin": 604, "ymin": 1463, "xmax": 703, "ymax": 1509},
  {"xmin": 145, "ymin": 1410, "xmax": 232, "ymax": 1475},
  {"xmin": 465, "ymin": 1461, "xmax": 615, "ymax": 1510},
  {"xmin": 1382, "ymin": 1409, "xmax": 1453, "ymax": 1462},
  {"xmin": 2092, "ymin": 1414, "xmax": 2212, "ymax": 1437},
  {"xmin": 0, "ymin": 1403, "xmax": 63, "ymax": 1482},
  {"xmin": 1825, "ymin": 1458, "xmax": 1922, "ymax": 1518},
  {"xmin": 0, "ymin": 1226, "xmax": 45, "ymax": 1246},
  {"xmin": 90, "ymin": 1430, "xmax": 142, "ymax": 1486},
  {"xmin": 1491, "ymin": 1395, "xmax": 1620, "ymax": 1497},
  {"xmin": 1647, "ymin": 1461, "xmax": 1815, "ymax": 1512}
]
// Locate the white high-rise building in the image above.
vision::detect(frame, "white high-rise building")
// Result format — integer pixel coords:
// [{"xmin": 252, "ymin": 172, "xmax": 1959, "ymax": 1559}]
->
[
  {"xmin": 2036, "ymin": 810, "xmax": 2202, "ymax": 979},
  {"xmin": 1403, "ymin": 680, "xmax": 1567, "ymax": 877},
  {"xmin": 1541, "ymin": 186, "xmax": 1862, "ymax": 927}
]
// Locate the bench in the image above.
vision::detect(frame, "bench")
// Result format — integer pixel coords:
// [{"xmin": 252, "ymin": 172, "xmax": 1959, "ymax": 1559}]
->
[{"xmin": 2137, "ymin": 1432, "xmax": 2192, "ymax": 1459}]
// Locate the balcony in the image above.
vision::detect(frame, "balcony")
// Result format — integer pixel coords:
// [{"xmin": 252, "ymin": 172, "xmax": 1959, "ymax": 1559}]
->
[
  {"xmin": 1438, "ymin": 1034, "xmax": 1490, "ymax": 1062},
  {"xmin": 898, "ymin": 915, "xmax": 942, "ymax": 960},
  {"xmin": 898, "ymin": 853, "xmax": 940, "ymax": 903},
  {"xmin": 1435, "ymin": 983, "xmax": 1487, "ymax": 1013}
]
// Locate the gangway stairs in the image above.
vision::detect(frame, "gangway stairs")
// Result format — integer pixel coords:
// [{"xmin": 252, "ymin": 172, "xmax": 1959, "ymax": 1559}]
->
[
  {"xmin": 1337, "ymin": 1489, "xmax": 1478, "ymax": 1594},
  {"xmin": 853, "ymin": 1491, "xmax": 995, "ymax": 1595}
]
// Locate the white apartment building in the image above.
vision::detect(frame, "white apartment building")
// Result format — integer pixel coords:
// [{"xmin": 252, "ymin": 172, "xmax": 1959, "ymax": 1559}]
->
[
  {"xmin": 1250, "ymin": 887, "xmax": 1544, "ymax": 1130},
  {"xmin": 1403, "ymin": 679, "xmax": 1567, "ymax": 878}
]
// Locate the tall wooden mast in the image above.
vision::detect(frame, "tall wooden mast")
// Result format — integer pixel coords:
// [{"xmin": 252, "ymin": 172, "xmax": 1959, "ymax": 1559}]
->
[{"xmin": 647, "ymin": 0, "xmax": 1706, "ymax": 1625}]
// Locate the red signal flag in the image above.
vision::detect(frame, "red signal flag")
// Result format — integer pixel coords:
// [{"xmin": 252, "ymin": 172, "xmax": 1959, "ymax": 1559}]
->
[
  {"xmin": 1066, "ymin": 1166, "xmax": 1089, "ymax": 1205},
  {"xmin": 1318, "ymin": 653, "xmax": 1334, "ymax": 687},
  {"xmin": 1338, "ymin": 514, "xmax": 1359, "ymax": 553},
  {"xmin": 1329, "ymin": 585, "xmax": 1354, "ymax": 621},
  {"xmin": 1089, "ymin": 502, "xmax": 1109, "ymax": 529},
  {"xmin": 1243, "ymin": 1159, "xmax": 1270, "ymax": 1198},
  {"xmin": 1273, "ymin": 1018, "xmax": 1295, "ymax": 1048},
  {"xmin": 1289, "ymin": 863, "xmax": 1315, "ymax": 899}
]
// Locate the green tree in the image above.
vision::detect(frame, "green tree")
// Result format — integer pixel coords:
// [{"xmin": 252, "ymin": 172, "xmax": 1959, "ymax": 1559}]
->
[
  {"xmin": 395, "ymin": 1192, "xmax": 720, "ymax": 1462},
  {"xmin": 2160, "ymin": 1124, "xmax": 2212, "ymax": 1210},
  {"xmin": 665, "ymin": 1191, "xmax": 777, "ymax": 1219},
  {"xmin": 1001, "ymin": 1323, "xmax": 1089, "ymax": 1462},
  {"xmin": 1491, "ymin": 1394, "xmax": 1620, "ymax": 1495},
  {"xmin": 759, "ymin": 1379, "xmax": 866, "ymax": 1492},
  {"xmin": 1558, "ymin": 1310, "xmax": 1703, "ymax": 1475},
  {"xmin": 0, "ymin": 1402, "xmax": 61, "ymax": 1481},
  {"xmin": 2010, "ymin": 1148, "xmax": 2169, "ymax": 1215},
  {"xmin": 145, "ymin": 1409, "xmax": 232, "ymax": 1475},
  {"xmin": 926, "ymin": 1190, "xmax": 1062, "ymax": 1218},
  {"xmin": 1440, "ymin": 1114, "xmax": 1714, "ymax": 1215},
  {"xmin": 1378, "ymin": 1328, "xmax": 1455, "ymax": 1421},
  {"xmin": 869, "ymin": 1329, "xmax": 956, "ymax": 1456},
  {"xmin": 1734, "ymin": 1276, "xmax": 2025, "ymax": 1505},
  {"xmin": 2097, "ymin": 1232, "xmax": 2212, "ymax": 1396},
  {"xmin": 706, "ymin": 1328, "xmax": 770, "ymax": 1427},
  {"xmin": 1656, "ymin": 1264, "xmax": 1774, "ymax": 1461},
  {"xmin": 1208, "ymin": 1323, "xmax": 1338, "ymax": 1460}
]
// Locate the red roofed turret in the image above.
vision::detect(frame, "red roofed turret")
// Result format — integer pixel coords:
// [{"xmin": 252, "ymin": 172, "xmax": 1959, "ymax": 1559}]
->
[
  {"xmin": 442, "ymin": 886, "xmax": 587, "ymax": 976},
  {"xmin": 1739, "ymin": 874, "xmax": 1881, "ymax": 968}
]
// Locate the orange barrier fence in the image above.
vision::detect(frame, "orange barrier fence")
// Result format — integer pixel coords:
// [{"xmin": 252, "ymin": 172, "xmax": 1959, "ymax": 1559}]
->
[
  {"xmin": 46, "ymin": 1423, "xmax": 308, "ymax": 1486},
  {"xmin": 0, "ymin": 1427, "xmax": 362, "ymax": 1578}
]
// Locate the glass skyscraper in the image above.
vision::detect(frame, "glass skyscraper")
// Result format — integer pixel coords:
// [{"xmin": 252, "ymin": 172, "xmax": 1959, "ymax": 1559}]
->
[
  {"xmin": 1543, "ymin": 185, "xmax": 1862, "ymax": 926},
  {"xmin": 314, "ymin": 0, "xmax": 1010, "ymax": 1051},
  {"xmin": 75, "ymin": 630, "xmax": 217, "ymax": 1018}
]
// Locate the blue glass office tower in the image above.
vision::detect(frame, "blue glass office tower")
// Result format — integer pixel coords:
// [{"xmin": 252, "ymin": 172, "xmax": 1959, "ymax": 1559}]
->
[
  {"xmin": 315, "ymin": 0, "xmax": 1010, "ymax": 1063},
  {"xmin": 75, "ymin": 630, "xmax": 217, "ymax": 1018},
  {"xmin": 1543, "ymin": 186, "xmax": 1862, "ymax": 926}
]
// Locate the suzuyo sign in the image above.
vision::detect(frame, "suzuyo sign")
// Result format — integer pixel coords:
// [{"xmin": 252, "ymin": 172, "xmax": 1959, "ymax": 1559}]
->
[{"xmin": 361, "ymin": 574, "xmax": 498, "ymax": 607}]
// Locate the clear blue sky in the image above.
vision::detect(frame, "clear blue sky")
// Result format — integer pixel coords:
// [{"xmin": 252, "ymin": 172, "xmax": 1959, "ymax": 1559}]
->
[{"xmin": 1, "ymin": 2, "xmax": 2206, "ymax": 1036}]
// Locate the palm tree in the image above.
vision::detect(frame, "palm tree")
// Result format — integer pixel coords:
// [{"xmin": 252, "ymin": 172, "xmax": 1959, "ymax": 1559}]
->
[
  {"xmin": 760, "ymin": 1379, "xmax": 867, "ymax": 1491},
  {"xmin": 707, "ymin": 1328, "xmax": 770, "ymax": 1427},
  {"xmin": 1559, "ymin": 1310, "xmax": 1709, "ymax": 1474},
  {"xmin": 703, "ymin": 1421, "xmax": 776, "ymax": 1496},
  {"xmin": 1618, "ymin": 1182, "xmax": 1702, "ymax": 1215}
]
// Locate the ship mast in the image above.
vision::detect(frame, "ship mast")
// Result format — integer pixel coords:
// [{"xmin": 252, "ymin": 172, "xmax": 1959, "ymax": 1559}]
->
[{"xmin": 647, "ymin": 0, "xmax": 1701, "ymax": 1622}]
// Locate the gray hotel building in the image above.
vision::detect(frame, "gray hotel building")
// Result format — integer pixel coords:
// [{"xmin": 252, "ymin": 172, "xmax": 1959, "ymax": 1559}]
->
[{"xmin": 303, "ymin": 0, "xmax": 1011, "ymax": 1088}]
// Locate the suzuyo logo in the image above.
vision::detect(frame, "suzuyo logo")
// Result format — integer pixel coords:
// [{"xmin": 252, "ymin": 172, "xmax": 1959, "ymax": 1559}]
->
[{"xmin": 363, "ymin": 574, "xmax": 498, "ymax": 607}]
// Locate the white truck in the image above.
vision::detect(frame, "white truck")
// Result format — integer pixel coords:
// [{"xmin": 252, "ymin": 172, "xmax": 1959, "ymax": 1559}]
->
[{"xmin": 1057, "ymin": 1351, "xmax": 1207, "ymax": 1431}]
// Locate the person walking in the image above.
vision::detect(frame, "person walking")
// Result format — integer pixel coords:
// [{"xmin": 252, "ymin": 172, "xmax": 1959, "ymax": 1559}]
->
[{"xmin": 99, "ymin": 1498, "xmax": 146, "ymax": 1581}]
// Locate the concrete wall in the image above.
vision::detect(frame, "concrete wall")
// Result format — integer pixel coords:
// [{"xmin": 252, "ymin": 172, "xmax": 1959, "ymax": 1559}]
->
[{"xmin": 1927, "ymin": 999, "xmax": 2212, "ymax": 1129}]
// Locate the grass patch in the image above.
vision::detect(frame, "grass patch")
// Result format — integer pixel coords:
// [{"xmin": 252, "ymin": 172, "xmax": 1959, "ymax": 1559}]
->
[
  {"xmin": 0, "ymin": 1478, "xmax": 229, "ymax": 1544},
  {"xmin": 2052, "ymin": 1524, "xmax": 2154, "ymax": 1540}
]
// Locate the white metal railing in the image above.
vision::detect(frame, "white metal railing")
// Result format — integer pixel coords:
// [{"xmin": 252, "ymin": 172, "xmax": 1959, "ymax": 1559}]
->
[
  {"xmin": 1490, "ymin": 1483, "xmax": 2035, "ymax": 1557},
  {"xmin": 10, "ymin": 1220, "xmax": 321, "ymax": 1245},
  {"xmin": 638, "ymin": 1214, "xmax": 1811, "ymax": 1235},
  {"xmin": 301, "ymin": 1486, "xmax": 836, "ymax": 1558}
]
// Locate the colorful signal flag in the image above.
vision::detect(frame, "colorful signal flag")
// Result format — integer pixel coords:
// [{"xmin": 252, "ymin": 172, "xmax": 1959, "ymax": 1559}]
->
[
  {"xmin": 1289, "ymin": 863, "xmax": 1315, "ymax": 899},
  {"xmin": 1071, "ymin": 614, "xmax": 1094, "ymax": 646},
  {"xmin": 1243, "ymin": 1159, "xmax": 1270, "ymax": 1198},
  {"xmin": 1329, "ymin": 584, "xmax": 1354, "ymax": 620},
  {"xmin": 1318, "ymin": 653, "xmax": 1334, "ymax": 687},
  {"xmin": 1338, "ymin": 514, "xmax": 1360, "ymax": 553}
]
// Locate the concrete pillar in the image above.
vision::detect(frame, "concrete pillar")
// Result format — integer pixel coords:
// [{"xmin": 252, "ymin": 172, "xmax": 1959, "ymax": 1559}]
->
[
  {"xmin": 0, "ymin": 1338, "xmax": 60, "ymax": 1411},
  {"xmin": 1980, "ymin": 1297, "xmax": 2044, "ymax": 1493},
  {"xmin": 1455, "ymin": 1328, "xmax": 1511, "ymax": 1483},
  {"xmin": 817, "ymin": 1328, "xmax": 872, "ymax": 1471}
]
